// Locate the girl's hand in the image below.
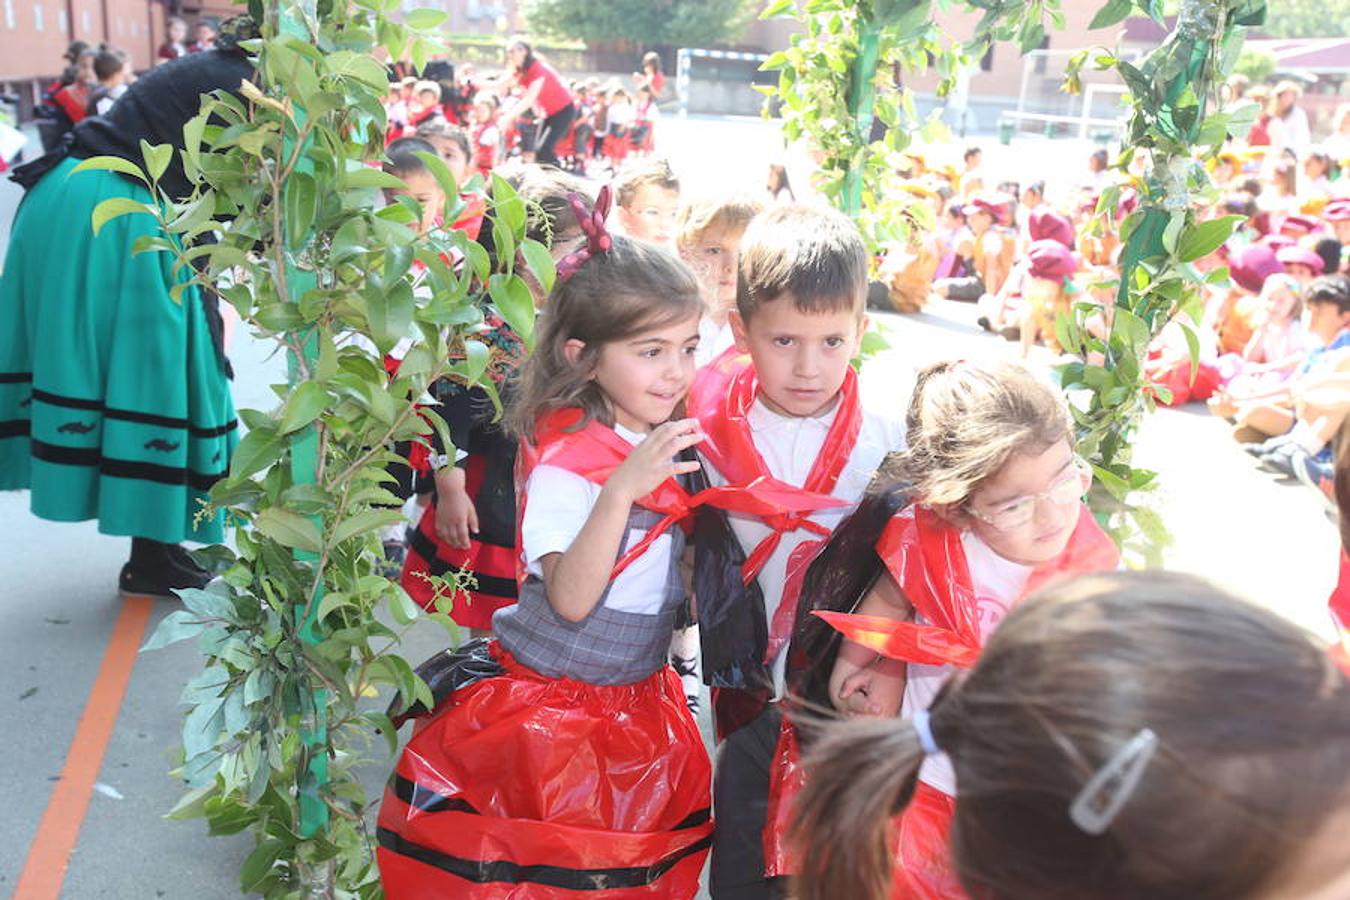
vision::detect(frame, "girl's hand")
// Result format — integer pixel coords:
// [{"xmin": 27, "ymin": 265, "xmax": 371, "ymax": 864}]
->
[
  {"xmin": 434, "ymin": 466, "xmax": 478, "ymax": 550},
  {"xmin": 602, "ymin": 419, "xmax": 703, "ymax": 504},
  {"xmin": 830, "ymin": 645, "xmax": 908, "ymax": 719}
]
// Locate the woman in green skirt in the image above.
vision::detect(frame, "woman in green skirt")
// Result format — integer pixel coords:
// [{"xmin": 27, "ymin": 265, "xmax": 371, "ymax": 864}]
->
[{"xmin": 0, "ymin": 43, "xmax": 254, "ymax": 596}]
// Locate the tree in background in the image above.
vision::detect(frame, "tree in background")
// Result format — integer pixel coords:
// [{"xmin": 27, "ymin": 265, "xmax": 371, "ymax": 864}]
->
[
  {"xmin": 524, "ymin": 0, "xmax": 758, "ymax": 48},
  {"xmin": 1260, "ymin": 0, "xmax": 1348, "ymax": 38}
]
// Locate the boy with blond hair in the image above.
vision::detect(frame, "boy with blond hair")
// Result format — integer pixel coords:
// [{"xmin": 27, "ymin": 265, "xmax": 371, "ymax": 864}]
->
[
  {"xmin": 613, "ymin": 156, "xmax": 680, "ymax": 246},
  {"xmin": 675, "ymin": 195, "xmax": 763, "ymax": 365}
]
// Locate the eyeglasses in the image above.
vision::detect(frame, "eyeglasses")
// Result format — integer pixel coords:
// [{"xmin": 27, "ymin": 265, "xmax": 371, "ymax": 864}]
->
[{"xmin": 965, "ymin": 458, "xmax": 1092, "ymax": 532}]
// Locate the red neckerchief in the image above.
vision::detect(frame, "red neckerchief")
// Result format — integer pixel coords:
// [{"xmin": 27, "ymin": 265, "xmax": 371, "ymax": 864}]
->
[
  {"xmin": 1330, "ymin": 550, "xmax": 1350, "ymax": 675},
  {"xmin": 689, "ymin": 347, "xmax": 859, "ymax": 583},
  {"xmin": 518, "ymin": 407, "xmax": 841, "ymax": 584},
  {"xmin": 815, "ymin": 503, "xmax": 1119, "ymax": 668},
  {"xmin": 689, "ymin": 348, "xmax": 861, "ymax": 662}
]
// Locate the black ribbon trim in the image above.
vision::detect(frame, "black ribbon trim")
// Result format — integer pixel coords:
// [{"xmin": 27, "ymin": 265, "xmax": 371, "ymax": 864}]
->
[
  {"xmin": 29, "ymin": 389, "xmax": 238, "ymax": 438},
  {"xmin": 375, "ymin": 825, "xmax": 711, "ymax": 890},
  {"xmin": 0, "ymin": 420, "xmax": 31, "ymax": 439},
  {"xmin": 0, "ymin": 372, "xmax": 33, "ymax": 384},
  {"xmin": 407, "ymin": 525, "xmax": 518, "ymax": 598},
  {"xmin": 388, "ymin": 775, "xmax": 479, "ymax": 815},
  {"xmin": 31, "ymin": 440, "xmax": 224, "ymax": 492}
]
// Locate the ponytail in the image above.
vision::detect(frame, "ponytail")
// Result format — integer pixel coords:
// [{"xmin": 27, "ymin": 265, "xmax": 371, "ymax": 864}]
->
[{"xmin": 789, "ymin": 717, "xmax": 928, "ymax": 900}]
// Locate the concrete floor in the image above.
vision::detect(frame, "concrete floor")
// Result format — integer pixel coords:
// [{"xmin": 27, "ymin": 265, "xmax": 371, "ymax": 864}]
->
[{"xmin": 0, "ymin": 116, "xmax": 1338, "ymax": 898}]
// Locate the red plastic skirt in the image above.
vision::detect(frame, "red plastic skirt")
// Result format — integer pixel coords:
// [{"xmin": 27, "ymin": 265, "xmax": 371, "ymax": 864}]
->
[
  {"xmin": 377, "ymin": 646, "xmax": 713, "ymax": 898},
  {"xmin": 761, "ymin": 720, "xmax": 965, "ymax": 899},
  {"xmin": 401, "ymin": 454, "xmax": 518, "ymax": 630}
]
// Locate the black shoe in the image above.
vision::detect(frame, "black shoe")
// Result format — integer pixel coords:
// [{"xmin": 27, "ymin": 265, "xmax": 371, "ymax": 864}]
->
[
  {"xmin": 166, "ymin": 544, "xmax": 212, "ymax": 580},
  {"xmin": 119, "ymin": 557, "xmax": 211, "ymax": 598}
]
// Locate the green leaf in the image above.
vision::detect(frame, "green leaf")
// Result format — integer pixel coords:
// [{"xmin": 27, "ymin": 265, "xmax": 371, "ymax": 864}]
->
[
  {"xmin": 1088, "ymin": 0, "xmax": 1133, "ymax": 30},
  {"xmin": 1176, "ymin": 215, "xmax": 1244, "ymax": 263},
  {"xmin": 253, "ymin": 508, "xmax": 323, "ymax": 553},
  {"xmin": 404, "ymin": 7, "xmax": 447, "ymax": 29},
  {"xmin": 488, "ymin": 274, "xmax": 535, "ymax": 346},
  {"xmin": 343, "ymin": 168, "xmax": 408, "ymax": 191},
  {"xmin": 761, "ymin": 0, "xmax": 795, "ymax": 18},
  {"xmin": 412, "ymin": 151, "xmax": 460, "ymax": 216},
  {"xmin": 141, "ymin": 609, "xmax": 209, "ymax": 652},
  {"xmin": 283, "ymin": 172, "xmax": 318, "ymax": 251},
  {"xmin": 277, "ymin": 381, "xmax": 328, "ymax": 435},
  {"xmin": 140, "ymin": 140, "xmax": 173, "ymax": 185},
  {"xmin": 69, "ymin": 154, "xmax": 149, "ymax": 185},
  {"xmin": 389, "ymin": 583, "xmax": 421, "ymax": 625},
  {"xmin": 164, "ymin": 784, "xmax": 215, "ymax": 821},
  {"xmin": 229, "ymin": 425, "xmax": 284, "ymax": 480},
  {"xmin": 90, "ymin": 198, "xmax": 156, "ymax": 237},
  {"xmin": 239, "ymin": 837, "xmax": 284, "ymax": 892},
  {"xmin": 519, "ymin": 239, "xmax": 556, "ymax": 296},
  {"xmin": 331, "ymin": 509, "xmax": 406, "ymax": 545}
]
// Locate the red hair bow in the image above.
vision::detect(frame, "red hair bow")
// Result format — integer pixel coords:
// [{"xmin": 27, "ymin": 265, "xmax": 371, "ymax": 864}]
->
[{"xmin": 555, "ymin": 185, "xmax": 613, "ymax": 283}]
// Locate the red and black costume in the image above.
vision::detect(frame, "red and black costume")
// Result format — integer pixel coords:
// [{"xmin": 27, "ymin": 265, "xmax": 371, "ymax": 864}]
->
[
  {"xmin": 379, "ymin": 408, "xmax": 716, "ymax": 898},
  {"xmin": 763, "ymin": 503, "xmax": 1119, "ymax": 898}
]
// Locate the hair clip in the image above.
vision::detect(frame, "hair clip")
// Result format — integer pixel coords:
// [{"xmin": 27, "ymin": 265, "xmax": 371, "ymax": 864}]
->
[
  {"xmin": 911, "ymin": 710, "xmax": 941, "ymax": 757},
  {"xmin": 1068, "ymin": 727, "xmax": 1158, "ymax": 836},
  {"xmin": 555, "ymin": 185, "xmax": 614, "ymax": 284}
]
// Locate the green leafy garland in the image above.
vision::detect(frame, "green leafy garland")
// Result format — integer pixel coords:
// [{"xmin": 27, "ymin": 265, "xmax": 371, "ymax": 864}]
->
[
  {"xmin": 1059, "ymin": 0, "xmax": 1265, "ymax": 563},
  {"xmin": 761, "ymin": 0, "xmax": 1264, "ymax": 563},
  {"xmin": 79, "ymin": 2, "xmax": 549, "ymax": 895}
]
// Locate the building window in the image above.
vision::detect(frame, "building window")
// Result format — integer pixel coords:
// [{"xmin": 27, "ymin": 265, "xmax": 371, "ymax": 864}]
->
[{"xmin": 33, "ymin": 0, "xmax": 42, "ymax": 29}]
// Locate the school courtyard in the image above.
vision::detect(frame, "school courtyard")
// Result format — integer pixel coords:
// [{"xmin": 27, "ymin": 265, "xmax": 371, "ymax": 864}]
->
[{"xmin": 0, "ymin": 114, "xmax": 1337, "ymax": 898}]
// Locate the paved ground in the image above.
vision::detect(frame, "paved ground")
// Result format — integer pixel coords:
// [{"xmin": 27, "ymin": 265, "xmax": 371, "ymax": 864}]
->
[{"xmin": 0, "ymin": 115, "xmax": 1338, "ymax": 898}]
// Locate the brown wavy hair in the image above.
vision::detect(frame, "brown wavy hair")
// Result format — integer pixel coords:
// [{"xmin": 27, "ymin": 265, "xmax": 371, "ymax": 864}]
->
[{"xmin": 506, "ymin": 236, "xmax": 701, "ymax": 440}]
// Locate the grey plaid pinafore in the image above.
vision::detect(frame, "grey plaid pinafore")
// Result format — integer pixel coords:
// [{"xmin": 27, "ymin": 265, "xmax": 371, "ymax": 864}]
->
[{"xmin": 493, "ymin": 507, "xmax": 685, "ymax": 686}]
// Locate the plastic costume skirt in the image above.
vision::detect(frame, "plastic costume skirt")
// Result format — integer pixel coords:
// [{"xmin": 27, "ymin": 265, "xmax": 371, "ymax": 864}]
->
[{"xmin": 377, "ymin": 642, "xmax": 713, "ymax": 898}]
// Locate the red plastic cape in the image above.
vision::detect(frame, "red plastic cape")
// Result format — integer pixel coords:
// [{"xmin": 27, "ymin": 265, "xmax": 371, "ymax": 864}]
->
[
  {"xmin": 815, "ymin": 504, "xmax": 1119, "ymax": 668},
  {"xmin": 518, "ymin": 407, "xmax": 846, "ymax": 582},
  {"xmin": 377, "ymin": 646, "xmax": 712, "ymax": 898},
  {"xmin": 688, "ymin": 347, "xmax": 858, "ymax": 584},
  {"xmin": 1330, "ymin": 550, "xmax": 1350, "ymax": 676}
]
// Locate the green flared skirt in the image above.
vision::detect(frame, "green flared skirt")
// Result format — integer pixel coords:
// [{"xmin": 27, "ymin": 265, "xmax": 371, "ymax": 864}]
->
[{"xmin": 0, "ymin": 156, "xmax": 237, "ymax": 544}]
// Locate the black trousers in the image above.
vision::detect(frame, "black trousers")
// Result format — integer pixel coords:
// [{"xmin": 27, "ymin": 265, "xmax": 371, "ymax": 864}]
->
[
  {"xmin": 710, "ymin": 706, "xmax": 790, "ymax": 900},
  {"xmin": 534, "ymin": 103, "xmax": 576, "ymax": 166}
]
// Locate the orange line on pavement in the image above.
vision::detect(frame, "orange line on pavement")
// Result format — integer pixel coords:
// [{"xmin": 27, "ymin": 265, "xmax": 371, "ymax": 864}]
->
[{"xmin": 13, "ymin": 594, "xmax": 155, "ymax": 900}]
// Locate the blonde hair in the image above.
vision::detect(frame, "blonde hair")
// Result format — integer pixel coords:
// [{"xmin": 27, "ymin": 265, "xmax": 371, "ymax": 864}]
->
[
  {"xmin": 674, "ymin": 195, "xmax": 763, "ymax": 251},
  {"xmin": 899, "ymin": 359, "xmax": 1071, "ymax": 508}
]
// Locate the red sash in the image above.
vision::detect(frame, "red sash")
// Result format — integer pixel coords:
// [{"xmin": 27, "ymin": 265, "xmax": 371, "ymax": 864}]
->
[
  {"xmin": 518, "ymin": 407, "xmax": 842, "ymax": 583},
  {"xmin": 816, "ymin": 504, "xmax": 1120, "ymax": 668},
  {"xmin": 688, "ymin": 348, "xmax": 862, "ymax": 660},
  {"xmin": 1330, "ymin": 550, "xmax": 1350, "ymax": 675}
]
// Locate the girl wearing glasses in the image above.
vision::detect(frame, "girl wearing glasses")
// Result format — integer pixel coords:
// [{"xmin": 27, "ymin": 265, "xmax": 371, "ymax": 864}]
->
[{"xmin": 755, "ymin": 358, "xmax": 1119, "ymax": 899}]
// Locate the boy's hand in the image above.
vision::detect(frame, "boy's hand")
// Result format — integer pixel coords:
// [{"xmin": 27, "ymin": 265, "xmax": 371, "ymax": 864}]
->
[{"xmin": 602, "ymin": 419, "xmax": 703, "ymax": 505}]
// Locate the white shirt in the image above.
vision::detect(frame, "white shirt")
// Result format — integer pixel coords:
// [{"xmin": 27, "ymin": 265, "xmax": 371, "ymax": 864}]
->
[
  {"xmin": 695, "ymin": 318, "xmax": 735, "ymax": 368},
  {"xmin": 521, "ymin": 422, "xmax": 675, "ymax": 616},
  {"xmin": 904, "ymin": 529, "xmax": 1033, "ymax": 796},
  {"xmin": 701, "ymin": 395, "xmax": 905, "ymax": 695}
]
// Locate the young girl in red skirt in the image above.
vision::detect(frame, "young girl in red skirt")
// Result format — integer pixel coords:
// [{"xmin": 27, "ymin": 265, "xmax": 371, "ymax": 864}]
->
[
  {"xmin": 378, "ymin": 192, "xmax": 714, "ymax": 898},
  {"xmin": 399, "ymin": 168, "xmax": 593, "ymax": 633},
  {"xmin": 755, "ymin": 359, "xmax": 1120, "ymax": 899}
]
